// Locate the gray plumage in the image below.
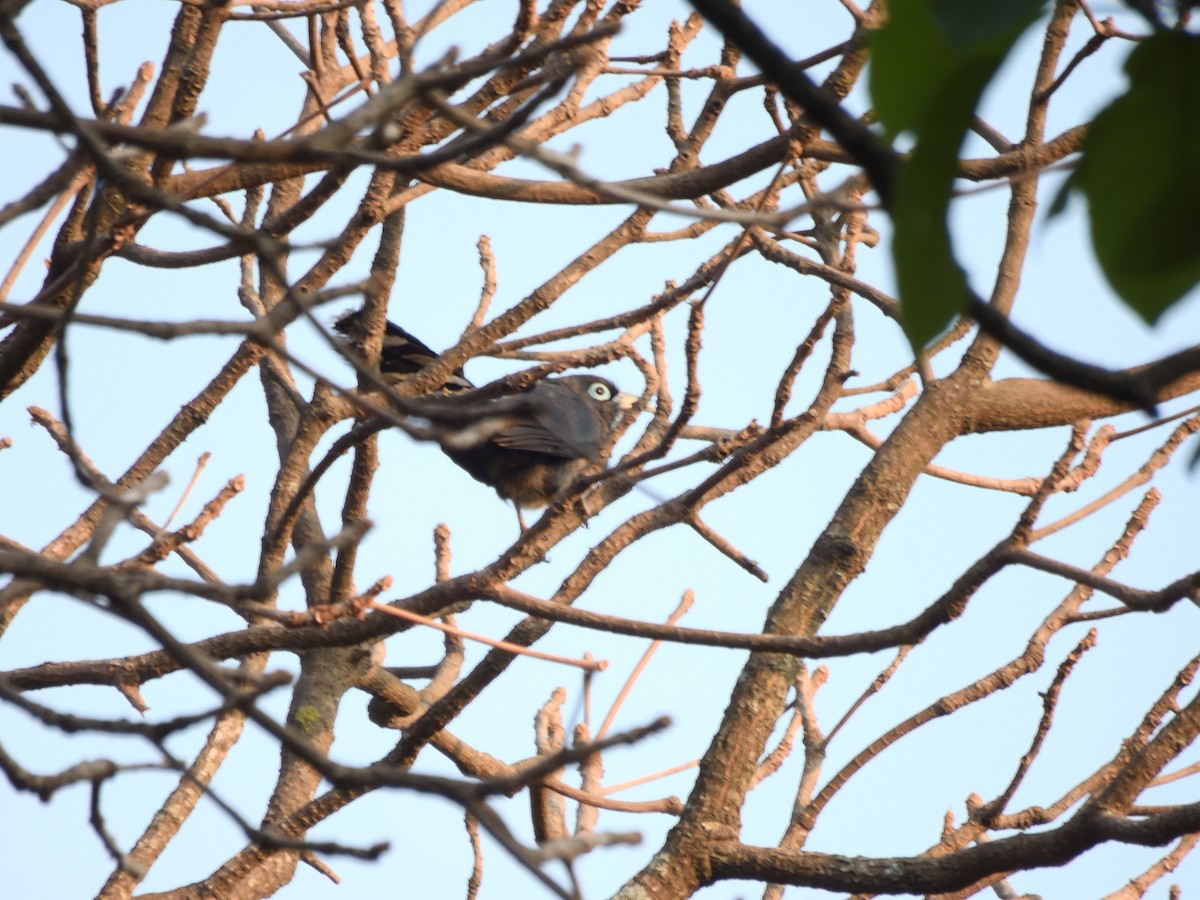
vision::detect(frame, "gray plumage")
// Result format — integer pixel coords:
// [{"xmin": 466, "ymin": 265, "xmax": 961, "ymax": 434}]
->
[{"xmin": 334, "ymin": 310, "xmax": 637, "ymax": 510}]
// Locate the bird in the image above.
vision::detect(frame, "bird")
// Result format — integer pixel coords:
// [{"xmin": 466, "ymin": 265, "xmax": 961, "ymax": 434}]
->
[
  {"xmin": 333, "ymin": 309, "xmax": 638, "ymax": 524},
  {"xmin": 334, "ymin": 311, "xmax": 474, "ymax": 393}
]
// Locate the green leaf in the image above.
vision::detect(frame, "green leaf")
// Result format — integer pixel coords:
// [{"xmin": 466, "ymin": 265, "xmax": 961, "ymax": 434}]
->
[
  {"xmin": 870, "ymin": 0, "xmax": 1045, "ymax": 139},
  {"xmin": 1075, "ymin": 32, "xmax": 1200, "ymax": 323},
  {"xmin": 891, "ymin": 64, "xmax": 989, "ymax": 349},
  {"xmin": 869, "ymin": 1, "xmax": 948, "ymax": 138},
  {"xmin": 867, "ymin": 0, "xmax": 1045, "ymax": 348},
  {"xmin": 930, "ymin": 1, "xmax": 1048, "ymax": 53}
]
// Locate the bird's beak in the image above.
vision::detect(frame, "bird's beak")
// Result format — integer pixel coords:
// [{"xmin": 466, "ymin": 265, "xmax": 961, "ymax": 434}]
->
[{"xmin": 615, "ymin": 392, "xmax": 640, "ymax": 412}]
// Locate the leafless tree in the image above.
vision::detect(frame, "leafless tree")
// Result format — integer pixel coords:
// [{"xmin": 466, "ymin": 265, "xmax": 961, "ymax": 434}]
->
[{"xmin": 1, "ymin": 1, "xmax": 1198, "ymax": 898}]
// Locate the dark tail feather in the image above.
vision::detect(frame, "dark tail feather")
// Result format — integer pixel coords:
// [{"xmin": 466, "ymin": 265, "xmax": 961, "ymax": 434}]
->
[{"xmin": 333, "ymin": 308, "xmax": 473, "ymax": 391}]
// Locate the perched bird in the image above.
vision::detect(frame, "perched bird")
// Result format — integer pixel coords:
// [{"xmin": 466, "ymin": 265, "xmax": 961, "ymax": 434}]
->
[
  {"xmin": 335, "ymin": 311, "xmax": 474, "ymax": 393},
  {"xmin": 334, "ymin": 309, "xmax": 638, "ymax": 522}
]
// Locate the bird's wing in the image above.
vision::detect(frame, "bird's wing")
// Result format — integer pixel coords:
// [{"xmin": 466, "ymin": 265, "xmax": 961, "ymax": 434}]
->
[
  {"xmin": 486, "ymin": 381, "xmax": 609, "ymax": 458},
  {"xmin": 489, "ymin": 422, "xmax": 582, "ymax": 457}
]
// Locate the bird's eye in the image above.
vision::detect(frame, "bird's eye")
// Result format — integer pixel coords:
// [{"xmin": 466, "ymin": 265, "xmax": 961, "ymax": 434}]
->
[{"xmin": 587, "ymin": 382, "xmax": 613, "ymax": 401}]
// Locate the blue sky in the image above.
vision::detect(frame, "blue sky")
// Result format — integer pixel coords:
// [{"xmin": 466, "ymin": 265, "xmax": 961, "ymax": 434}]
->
[{"xmin": 2, "ymin": 2, "xmax": 1198, "ymax": 898}]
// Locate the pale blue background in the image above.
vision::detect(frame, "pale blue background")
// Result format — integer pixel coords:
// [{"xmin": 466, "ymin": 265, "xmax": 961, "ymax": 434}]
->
[{"xmin": 1, "ymin": 2, "xmax": 1197, "ymax": 897}]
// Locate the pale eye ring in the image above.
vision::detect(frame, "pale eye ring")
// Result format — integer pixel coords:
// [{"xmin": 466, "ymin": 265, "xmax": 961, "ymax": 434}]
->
[{"xmin": 587, "ymin": 382, "xmax": 613, "ymax": 401}]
